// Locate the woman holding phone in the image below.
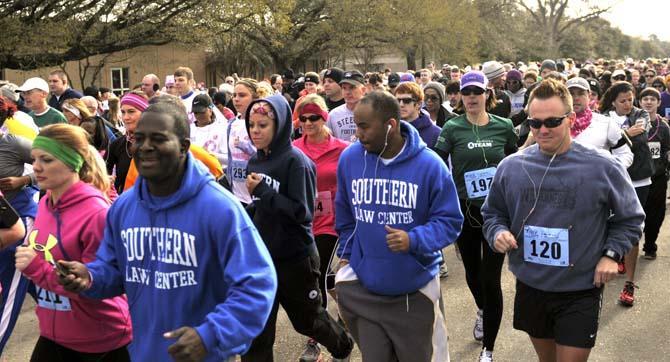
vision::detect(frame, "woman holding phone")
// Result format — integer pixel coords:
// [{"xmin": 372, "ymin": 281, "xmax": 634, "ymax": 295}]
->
[{"xmin": 14, "ymin": 124, "xmax": 132, "ymax": 361}]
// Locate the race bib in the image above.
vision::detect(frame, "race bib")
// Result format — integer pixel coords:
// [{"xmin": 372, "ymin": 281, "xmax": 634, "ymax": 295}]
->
[
  {"xmin": 464, "ymin": 167, "xmax": 496, "ymax": 199},
  {"xmin": 230, "ymin": 160, "xmax": 248, "ymax": 182},
  {"xmin": 36, "ymin": 286, "xmax": 71, "ymax": 311},
  {"xmin": 649, "ymin": 142, "xmax": 661, "ymax": 159},
  {"xmin": 523, "ymin": 225, "xmax": 569, "ymax": 267},
  {"xmin": 315, "ymin": 191, "xmax": 333, "ymax": 217}
]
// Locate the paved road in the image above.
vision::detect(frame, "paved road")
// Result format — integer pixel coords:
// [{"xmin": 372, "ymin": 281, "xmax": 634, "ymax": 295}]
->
[{"xmin": 3, "ymin": 221, "xmax": 669, "ymax": 361}]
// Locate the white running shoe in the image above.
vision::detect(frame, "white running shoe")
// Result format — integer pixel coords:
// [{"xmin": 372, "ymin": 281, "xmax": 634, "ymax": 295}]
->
[{"xmin": 479, "ymin": 348, "xmax": 493, "ymax": 362}]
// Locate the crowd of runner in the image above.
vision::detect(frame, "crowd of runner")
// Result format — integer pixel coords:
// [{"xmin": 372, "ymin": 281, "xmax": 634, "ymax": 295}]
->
[{"xmin": 0, "ymin": 56, "xmax": 667, "ymax": 361}]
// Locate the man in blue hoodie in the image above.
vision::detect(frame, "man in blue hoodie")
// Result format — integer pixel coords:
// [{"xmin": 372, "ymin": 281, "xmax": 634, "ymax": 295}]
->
[
  {"xmin": 334, "ymin": 91, "xmax": 463, "ymax": 361},
  {"xmin": 58, "ymin": 99, "xmax": 277, "ymax": 362}
]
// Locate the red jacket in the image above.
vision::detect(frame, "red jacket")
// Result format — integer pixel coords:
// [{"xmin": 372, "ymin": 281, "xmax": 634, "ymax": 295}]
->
[{"xmin": 293, "ymin": 135, "xmax": 349, "ymax": 236}]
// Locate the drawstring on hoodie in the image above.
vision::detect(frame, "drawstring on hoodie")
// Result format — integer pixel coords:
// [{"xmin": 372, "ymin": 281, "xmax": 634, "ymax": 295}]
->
[{"xmin": 406, "ymin": 294, "xmax": 409, "ymax": 312}]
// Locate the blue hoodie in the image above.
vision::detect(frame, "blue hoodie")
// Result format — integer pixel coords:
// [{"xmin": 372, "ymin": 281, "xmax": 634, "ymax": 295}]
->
[
  {"xmin": 84, "ymin": 153, "xmax": 277, "ymax": 361},
  {"xmin": 335, "ymin": 121, "xmax": 463, "ymax": 296},
  {"xmin": 409, "ymin": 109, "xmax": 441, "ymax": 149}
]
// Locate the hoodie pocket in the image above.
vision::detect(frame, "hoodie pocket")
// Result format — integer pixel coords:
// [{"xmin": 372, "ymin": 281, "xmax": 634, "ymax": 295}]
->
[{"xmin": 355, "ymin": 254, "xmax": 429, "ymax": 294}]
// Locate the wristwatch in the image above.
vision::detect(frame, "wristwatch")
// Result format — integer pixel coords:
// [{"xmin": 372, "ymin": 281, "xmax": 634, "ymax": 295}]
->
[{"xmin": 602, "ymin": 249, "xmax": 621, "ymax": 262}]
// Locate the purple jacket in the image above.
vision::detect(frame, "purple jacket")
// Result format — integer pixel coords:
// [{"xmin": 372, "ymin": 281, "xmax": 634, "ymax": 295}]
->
[{"xmin": 409, "ymin": 109, "xmax": 441, "ymax": 149}]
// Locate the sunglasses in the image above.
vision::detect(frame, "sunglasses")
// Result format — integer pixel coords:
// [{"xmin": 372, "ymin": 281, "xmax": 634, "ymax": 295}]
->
[
  {"xmin": 645, "ymin": 74, "xmax": 655, "ymax": 78},
  {"xmin": 425, "ymin": 95, "xmax": 440, "ymax": 102},
  {"xmin": 613, "ymin": 76, "xmax": 626, "ymax": 81},
  {"xmin": 528, "ymin": 113, "xmax": 570, "ymax": 129},
  {"xmin": 461, "ymin": 87, "xmax": 486, "ymax": 96},
  {"xmin": 396, "ymin": 97, "xmax": 416, "ymax": 105},
  {"xmin": 299, "ymin": 114, "xmax": 322, "ymax": 123}
]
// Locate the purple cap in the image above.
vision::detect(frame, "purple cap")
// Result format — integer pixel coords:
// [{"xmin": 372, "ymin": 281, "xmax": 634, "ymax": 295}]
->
[
  {"xmin": 460, "ymin": 71, "xmax": 488, "ymax": 90},
  {"xmin": 506, "ymin": 69, "xmax": 522, "ymax": 81},
  {"xmin": 399, "ymin": 73, "xmax": 416, "ymax": 83}
]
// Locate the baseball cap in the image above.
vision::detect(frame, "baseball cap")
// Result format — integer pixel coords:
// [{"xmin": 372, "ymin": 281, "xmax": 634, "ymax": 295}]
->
[
  {"xmin": 339, "ymin": 70, "xmax": 365, "ymax": 87},
  {"xmin": 388, "ymin": 73, "xmax": 401, "ymax": 87},
  {"xmin": 566, "ymin": 77, "xmax": 590, "ymax": 91},
  {"xmin": 16, "ymin": 77, "xmax": 49, "ymax": 93},
  {"xmin": 586, "ymin": 78, "xmax": 601, "ymax": 95},
  {"xmin": 165, "ymin": 75, "xmax": 175, "ymax": 86},
  {"xmin": 482, "ymin": 61, "xmax": 505, "ymax": 80},
  {"xmin": 460, "ymin": 71, "xmax": 488, "ymax": 90},
  {"xmin": 540, "ymin": 59, "xmax": 557, "ymax": 73},
  {"xmin": 612, "ymin": 69, "xmax": 626, "ymax": 78},
  {"xmin": 399, "ymin": 73, "xmax": 416, "ymax": 83},
  {"xmin": 324, "ymin": 67, "xmax": 344, "ymax": 84},
  {"xmin": 0, "ymin": 83, "xmax": 19, "ymax": 102},
  {"xmin": 192, "ymin": 94, "xmax": 213, "ymax": 113}
]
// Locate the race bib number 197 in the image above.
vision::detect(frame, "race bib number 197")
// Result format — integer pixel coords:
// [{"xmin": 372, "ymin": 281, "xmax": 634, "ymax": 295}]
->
[
  {"xmin": 464, "ymin": 167, "xmax": 496, "ymax": 199},
  {"xmin": 523, "ymin": 225, "xmax": 569, "ymax": 267}
]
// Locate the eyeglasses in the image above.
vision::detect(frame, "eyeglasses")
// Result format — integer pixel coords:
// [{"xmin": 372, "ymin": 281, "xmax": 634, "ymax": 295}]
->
[
  {"xmin": 425, "ymin": 95, "xmax": 440, "ymax": 102},
  {"xmin": 299, "ymin": 114, "xmax": 322, "ymax": 123},
  {"xmin": 396, "ymin": 97, "xmax": 416, "ymax": 105},
  {"xmin": 527, "ymin": 113, "xmax": 570, "ymax": 129},
  {"xmin": 461, "ymin": 87, "xmax": 486, "ymax": 96}
]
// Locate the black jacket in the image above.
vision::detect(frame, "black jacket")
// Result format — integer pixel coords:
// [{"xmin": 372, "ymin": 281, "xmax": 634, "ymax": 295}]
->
[
  {"xmin": 648, "ymin": 115, "xmax": 670, "ymax": 178},
  {"xmin": 245, "ymin": 94, "xmax": 317, "ymax": 262},
  {"xmin": 48, "ymin": 88, "xmax": 82, "ymax": 112},
  {"xmin": 615, "ymin": 108, "xmax": 654, "ymax": 181}
]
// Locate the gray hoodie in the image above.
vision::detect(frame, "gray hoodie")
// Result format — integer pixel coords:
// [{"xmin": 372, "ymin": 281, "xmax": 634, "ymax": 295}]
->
[{"xmin": 481, "ymin": 141, "xmax": 644, "ymax": 292}]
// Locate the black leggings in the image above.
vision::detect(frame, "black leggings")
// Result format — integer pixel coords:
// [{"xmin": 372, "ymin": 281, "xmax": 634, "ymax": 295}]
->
[
  {"xmin": 30, "ymin": 336, "xmax": 130, "ymax": 362},
  {"xmin": 643, "ymin": 175, "xmax": 667, "ymax": 253},
  {"xmin": 456, "ymin": 199, "xmax": 505, "ymax": 351},
  {"xmin": 315, "ymin": 234, "xmax": 338, "ymax": 308}
]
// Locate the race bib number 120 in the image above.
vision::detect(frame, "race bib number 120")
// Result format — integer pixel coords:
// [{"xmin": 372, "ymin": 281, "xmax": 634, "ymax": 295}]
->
[{"xmin": 523, "ymin": 225, "xmax": 569, "ymax": 267}]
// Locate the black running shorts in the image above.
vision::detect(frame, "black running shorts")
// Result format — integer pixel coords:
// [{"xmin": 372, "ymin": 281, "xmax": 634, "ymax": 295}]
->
[{"xmin": 513, "ymin": 279, "xmax": 603, "ymax": 349}]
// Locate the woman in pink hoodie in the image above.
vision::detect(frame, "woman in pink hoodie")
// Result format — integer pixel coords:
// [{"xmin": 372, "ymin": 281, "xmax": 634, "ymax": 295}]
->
[
  {"xmin": 14, "ymin": 124, "xmax": 132, "ymax": 361},
  {"xmin": 292, "ymin": 94, "xmax": 349, "ymax": 360}
]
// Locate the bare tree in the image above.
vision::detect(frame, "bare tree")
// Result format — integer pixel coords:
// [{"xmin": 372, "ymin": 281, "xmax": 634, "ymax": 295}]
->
[{"xmin": 515, "ymin": 0, "xmax": 612, "ymax": 57}]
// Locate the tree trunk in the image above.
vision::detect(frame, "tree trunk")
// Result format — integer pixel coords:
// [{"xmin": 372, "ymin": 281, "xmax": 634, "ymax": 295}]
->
[{"xmin": 405, "ymin": 48, "xmax": 416, "ymax": 71}]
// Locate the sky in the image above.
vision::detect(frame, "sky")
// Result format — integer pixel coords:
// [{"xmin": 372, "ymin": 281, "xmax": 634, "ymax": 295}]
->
[{"xmin": 604, "ymin": 0, "xmax": 670, "ymax": 41}]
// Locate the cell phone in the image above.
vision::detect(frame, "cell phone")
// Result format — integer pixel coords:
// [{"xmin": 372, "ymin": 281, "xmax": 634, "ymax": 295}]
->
[
  {"xmin": 54, "ymin": 261, "xmax": 69, "ymax": 277},
  {"xmin": 0, "ymin": 194, "xmax": 20, "ymax": 228}
]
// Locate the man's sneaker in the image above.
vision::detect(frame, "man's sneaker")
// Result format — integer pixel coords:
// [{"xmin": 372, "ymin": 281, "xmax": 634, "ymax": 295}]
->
[
  {"xmin": 479, "ymin": 348, "xmax": 493, "ymax": 362},
  {"xmin": 617, "ymin": 262, "xmax": 626, "ymax": 274},
  {"xmin": 439, "ymin": 263, "xmax": 449, "ymax": 278},
  {"xmin": 644, "ymin": 251, "xmax": 657, "ymax": 260},
  {"xmin": 473, "ymin": 309, "xmax": 484, "ymax": 341},
  {"xmin": 619, "ymin": 281, "xmax": 637, "ymax": 307},
  {"xmin": 299, "ymin": 339, "xmax": 322, "ymax": 362}
]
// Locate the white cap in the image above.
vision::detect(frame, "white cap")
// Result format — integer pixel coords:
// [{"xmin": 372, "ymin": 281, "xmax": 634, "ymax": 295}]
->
[
  {"xmin": 612, "ymin": 69, "xmax": 626, "ymax": 78},
  {"xmin": 566, "ymin": 77, "xmax": 590, "ymax": 91},
  {"xmin": 16, "ymin": 77, "xmax": 49, "ymax": 93}
]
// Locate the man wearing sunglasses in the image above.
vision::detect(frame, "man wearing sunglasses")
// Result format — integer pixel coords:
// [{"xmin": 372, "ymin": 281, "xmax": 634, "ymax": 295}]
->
[
  {"xmin": 394, "ymin": 82, "xmax": 441, "ymax": 148},
  {"xmin": 482, "ymin": 79, "xmax": 644, "ymax": 362}
]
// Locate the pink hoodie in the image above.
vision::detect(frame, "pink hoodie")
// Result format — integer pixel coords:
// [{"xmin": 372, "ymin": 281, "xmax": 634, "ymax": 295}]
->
[
  {"xmin": 22, "ymin": 181, "xmax": 132, "ymax": 353},
  {"xmin": 293, "ymin": 135, "xmax": 349, "ymax": 236}
]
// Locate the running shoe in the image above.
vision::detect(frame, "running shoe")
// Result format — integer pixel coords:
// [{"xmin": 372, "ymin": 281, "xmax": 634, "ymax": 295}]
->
[
  {"xmin": 473, "ymin": 309, "xmax": 484, "ymax": 341},
  {"xmin": 299, "ymin": 338, "xmax": 322, "ymax": 362},
  {"xmin": 617, "ymin": 261, "xmax": 626, "ymax": 274},
  {"xmin": 619, "ymin": 281, "xmax": 637, "ymax": 307},
  {"xmin": 644, "ymin": 251, "xmax": 657, "ymax": 260},
  {"xmin": 439, "ymin": 263, "xmax": 449, "ymax": 279},
  {"xmin": 479, "ymin": 348, "xmax": 493, "ymax": 362}
]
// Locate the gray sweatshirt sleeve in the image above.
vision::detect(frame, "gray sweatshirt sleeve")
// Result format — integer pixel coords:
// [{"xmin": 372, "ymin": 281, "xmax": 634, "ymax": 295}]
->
[
  {"xmin": 481, "ymin": 160, "xmax": 512, "ymax": 250},
  {"xmin": 603, "ymin": 160, "xmax": 645, "ymax": 256}
]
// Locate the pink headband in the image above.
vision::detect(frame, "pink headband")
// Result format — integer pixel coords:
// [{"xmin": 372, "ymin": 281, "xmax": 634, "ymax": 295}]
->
[
  {"xmin": 300, "ymin": 103, "xmax": 329, "ymax": 122},
  {"xmin": 120, "ymin": 93, "xmax": 148, "ymax": 112}
]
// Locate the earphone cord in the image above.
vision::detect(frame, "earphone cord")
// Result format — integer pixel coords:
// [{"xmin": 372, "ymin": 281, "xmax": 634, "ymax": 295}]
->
[
  {"xmin": 327, "ymin": 125, "xmax": 392, "ymax": 307},
  {"xmin": 515, "ymin": 134, "xmax": 567, "ymax": 240}
]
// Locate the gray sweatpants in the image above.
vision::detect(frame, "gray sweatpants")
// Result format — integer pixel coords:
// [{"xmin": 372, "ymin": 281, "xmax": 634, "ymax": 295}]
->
[{"xmin": 335, "ymin": 267, "xmax": 449, "ymax": 362}]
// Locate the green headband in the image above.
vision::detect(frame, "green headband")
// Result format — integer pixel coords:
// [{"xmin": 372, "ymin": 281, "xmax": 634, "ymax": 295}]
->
[{"xmin": 32, "ymin": 136, "xmax": 84, "ymax": 172}]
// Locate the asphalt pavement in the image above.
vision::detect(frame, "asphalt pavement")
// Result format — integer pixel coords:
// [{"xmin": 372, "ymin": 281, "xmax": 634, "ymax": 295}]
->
[{"xmin": 3, "ymin": 219, "xmax": 669, "ymax": 362}]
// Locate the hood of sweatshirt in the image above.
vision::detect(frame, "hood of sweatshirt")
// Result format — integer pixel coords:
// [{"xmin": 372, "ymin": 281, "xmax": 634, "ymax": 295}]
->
[
  {"xmin": 134, "ymin": 152, "xmax": 213, "ymax": 211},
  {"xmin": 410, "ymin": 109, "xmax": 435, "ymax": 131},
  {"xmin": 245, "ymin": 94, "xmax": 293, "ymax": 159},
  {"xmin": 46, "ymin": 180, "xmax": 109, "ymax": 213}
]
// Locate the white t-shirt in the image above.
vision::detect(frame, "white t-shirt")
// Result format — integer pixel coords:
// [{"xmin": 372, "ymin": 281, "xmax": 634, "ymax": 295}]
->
[
  {"xmin": 327, "ymin": 104, "xmax": 357, "ymax": 142},
  {"xmin": 180, "ymin": 91, "xmax": 198, "ymax": 124},
  {"xmin": 190, "ymin": 108, "xmax": 229, "ymax": 167},
  {"xmin": 227, "ymin": 116, "xmax": 256, "ymax": 204}
]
